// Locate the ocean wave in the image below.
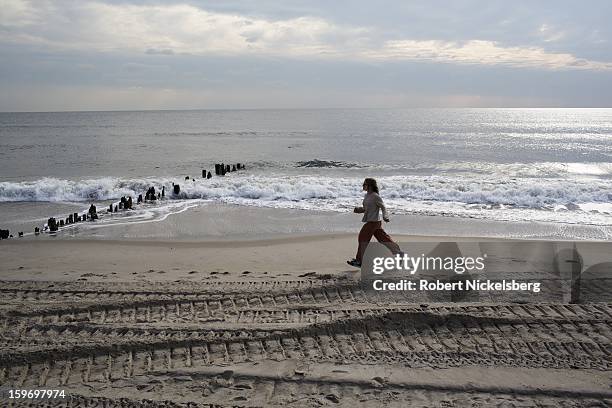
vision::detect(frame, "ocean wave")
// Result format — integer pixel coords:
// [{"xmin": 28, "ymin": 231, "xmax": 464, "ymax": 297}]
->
[
  {"xmin": 2, "ymin": 175, "xmax": 612, "ymax": 227},
  {"xmin": 0, "ymin": 177, "xmax": 153, "ymax": 202},
  {"xmin": 1, "ymin": 175, "xmax": 611, "ymax": 209}
]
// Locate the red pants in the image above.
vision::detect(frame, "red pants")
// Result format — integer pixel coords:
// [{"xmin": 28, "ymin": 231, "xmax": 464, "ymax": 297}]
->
[{"xmin": 356, "ymin": 221, "xmax": 401, "ymax": 262}]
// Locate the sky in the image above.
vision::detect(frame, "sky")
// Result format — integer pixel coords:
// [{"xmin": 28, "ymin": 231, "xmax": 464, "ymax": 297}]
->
[{"xmin": 0, "ymin": 0, "xmax": 611, "ymax": 111}]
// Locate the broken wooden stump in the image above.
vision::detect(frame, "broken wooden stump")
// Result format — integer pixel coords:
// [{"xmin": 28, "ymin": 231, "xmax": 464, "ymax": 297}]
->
[{"xmin": 48, "ymin": 218, "xmax": 58, "ymax": 232}]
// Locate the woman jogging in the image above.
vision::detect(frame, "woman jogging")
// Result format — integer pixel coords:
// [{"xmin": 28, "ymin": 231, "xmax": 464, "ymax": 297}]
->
[{"xmin": 347, "ymin": 178, "xmax": 402, "ymax": 267}]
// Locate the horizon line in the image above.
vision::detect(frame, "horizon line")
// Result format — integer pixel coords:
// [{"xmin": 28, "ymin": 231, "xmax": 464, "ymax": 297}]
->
[{"xmin": 2, "ymin": 106, "xmax": 612, "ymax": 114}]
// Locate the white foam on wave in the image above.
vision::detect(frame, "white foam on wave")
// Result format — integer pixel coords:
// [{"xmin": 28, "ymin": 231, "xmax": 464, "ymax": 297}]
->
[
  {"xmin": 77, "ymin": 200, "xmax": 204, "ymax": 230},
  {"xmin": 1, "ymin": 174, "xmax": 611, "ymax": 226},
  {"xmin": 0, "ymin": 177, "xmax": 152, "ymax": 202}
]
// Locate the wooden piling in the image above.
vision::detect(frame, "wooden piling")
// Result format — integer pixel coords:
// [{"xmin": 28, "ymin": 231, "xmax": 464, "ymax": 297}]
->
[
  {"xmin": 88, "ymin": 204, "xmax": 97, "ymax": 219},
  {"xmin": 48, "ymin": 218, "xmax": 58, "ymax": 232}
]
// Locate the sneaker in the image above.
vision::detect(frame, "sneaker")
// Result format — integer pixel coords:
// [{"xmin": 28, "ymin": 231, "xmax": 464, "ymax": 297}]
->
[{"xmin": 347, "ymin": 259, "xmax": 361, "ymax": 268}]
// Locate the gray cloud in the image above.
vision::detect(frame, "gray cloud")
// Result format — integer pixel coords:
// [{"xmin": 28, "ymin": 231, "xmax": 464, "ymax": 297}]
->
[{"xmin": 0, "ymin": 0, "xmax": 611, "ymax": 111}]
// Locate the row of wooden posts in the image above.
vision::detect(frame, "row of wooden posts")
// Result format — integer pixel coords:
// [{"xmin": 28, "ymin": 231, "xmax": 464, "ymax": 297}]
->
[
  {"xmin": 0, "ymin": 162, "xmax": 247, "ymax": 239},
  {"xmin": 41, "ymin": 190, "xmax": 162, "ymax": 235},
  {"xmin": 44, "ymin": 204, "xmax": 100, "ymax": 233},
  {"xmin": 215, "ymin": 162, "xmax": 244, "ymax": 176},
  {"xmin": 43, "ymin": 186, "xmax": 172, "ymax": 234}
]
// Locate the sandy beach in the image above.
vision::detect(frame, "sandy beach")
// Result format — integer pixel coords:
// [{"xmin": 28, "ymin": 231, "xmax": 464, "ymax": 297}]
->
[
  {"xmin": 2, "ymin": 1, "xmax": 612, "ymax": 404},
  {"xmin": 1, "ymin": 232, "xmax": 611, "ymax": 407}
]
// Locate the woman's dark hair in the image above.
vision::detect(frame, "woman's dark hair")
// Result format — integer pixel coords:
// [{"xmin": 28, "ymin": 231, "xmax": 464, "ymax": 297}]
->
[{"xmin": 363, "ymin": 178, "xmax": 379, "ymax": 193}]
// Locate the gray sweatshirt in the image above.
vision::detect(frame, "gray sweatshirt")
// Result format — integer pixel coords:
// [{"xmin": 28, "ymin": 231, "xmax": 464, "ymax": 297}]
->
[{"xmin": 356, "ymin": 192, "xmax": 389, "ymax": 222}]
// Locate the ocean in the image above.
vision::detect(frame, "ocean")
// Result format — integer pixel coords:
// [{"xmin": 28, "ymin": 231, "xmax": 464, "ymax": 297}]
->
[{"xmin": 1, "ymin": 108, "xmax": 611, "ymax": 239}]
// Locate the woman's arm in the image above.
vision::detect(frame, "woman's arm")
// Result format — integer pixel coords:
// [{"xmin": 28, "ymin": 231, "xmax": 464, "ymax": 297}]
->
[
  {"xmin": 375, "ymin": 194, "xmax": 390, "ymax": 221},
  {"xmin": 354, "ymin": 206, "xmax": 365, "ymax": 213}
]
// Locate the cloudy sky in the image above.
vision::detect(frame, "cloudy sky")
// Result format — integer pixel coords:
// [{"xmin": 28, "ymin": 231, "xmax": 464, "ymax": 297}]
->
[{"xmin": 1, "ymin": 0, "xmax": 611, "ymax": 111}]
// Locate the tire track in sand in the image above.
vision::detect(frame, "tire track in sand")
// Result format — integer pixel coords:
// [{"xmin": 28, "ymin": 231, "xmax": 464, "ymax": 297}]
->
[
  {"xmin": 1, "ymin": 310, "xmax": 610, "ymax": 388},
  {"xmin": 3, "ymin": 298, "xmax": 611, "ymax": 327}
]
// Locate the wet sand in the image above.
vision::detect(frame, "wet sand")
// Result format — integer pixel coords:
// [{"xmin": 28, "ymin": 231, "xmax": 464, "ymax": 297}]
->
[
  {"xmin": 0, "ymin": 234, "xmax": 385, "ymax": 281},
  {"xmin": 0, "ymin": 235, "xmax": 611, "ymax": 407}
]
